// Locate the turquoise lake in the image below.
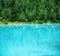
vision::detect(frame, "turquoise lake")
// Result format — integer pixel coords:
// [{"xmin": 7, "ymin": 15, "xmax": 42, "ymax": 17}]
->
[{"xmin": 0, "ymin": 24, "xmax": 60, "ymax": 56}]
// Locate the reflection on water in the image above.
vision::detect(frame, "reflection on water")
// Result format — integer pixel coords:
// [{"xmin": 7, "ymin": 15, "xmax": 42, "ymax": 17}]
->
[{"xmin": 0, "ymin": 24, "xmax": 60, "ymax": 56}]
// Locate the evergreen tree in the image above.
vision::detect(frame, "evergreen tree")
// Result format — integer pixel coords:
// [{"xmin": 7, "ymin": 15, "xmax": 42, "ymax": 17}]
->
[
  {"xmin": 0, "ymin": 0, "xmax": 60, "ymax": 23},
  {"xmin": 58, "ymin": 7, "xmax": 60, "ymax": 19}
]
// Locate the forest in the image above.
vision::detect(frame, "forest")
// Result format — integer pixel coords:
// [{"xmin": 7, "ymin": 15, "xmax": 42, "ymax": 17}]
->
[{"xmin": 0, "ymin": 0, "xmax": 60, "ymax": 23}]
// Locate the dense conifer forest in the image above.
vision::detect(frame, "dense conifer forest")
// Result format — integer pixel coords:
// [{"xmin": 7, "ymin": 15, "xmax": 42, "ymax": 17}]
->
[{"xmin": 0, "ymin": 0, "xmax": 60, "ymax": 23}]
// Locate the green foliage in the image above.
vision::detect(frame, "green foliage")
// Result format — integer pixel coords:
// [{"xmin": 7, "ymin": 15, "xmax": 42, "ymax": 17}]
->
[
  {"xmin": 38, "ymin": 9, "xmax": 44, "ymax": 20},
  {"xmin": 58, "ymin": 7, "xmax": 60, "ymax": 19},
  {"xmin": 18, "ymin": 12, "xmax": 26, "ymax": 21},
  {"xmin": 0, "ymin": 0, "xmax": 60, "ymax": 23},
  {"xmin": 1, "ymin": 8, "xmax": 12, "ymax": 21},
  {"xmin": 44, "ymin": 9, "xmax": 48, "ymax": 19}
]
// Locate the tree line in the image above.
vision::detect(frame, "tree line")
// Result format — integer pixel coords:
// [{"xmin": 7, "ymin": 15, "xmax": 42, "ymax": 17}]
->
[{"xmin": 0, "ymin": 0, "xmax": 60, "ymax": 23}]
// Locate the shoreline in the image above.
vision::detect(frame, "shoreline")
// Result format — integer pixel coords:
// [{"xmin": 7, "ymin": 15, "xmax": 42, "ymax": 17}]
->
[{"xmin": 0, "ymin": 20, "xmax": 60, "ymax": 24}]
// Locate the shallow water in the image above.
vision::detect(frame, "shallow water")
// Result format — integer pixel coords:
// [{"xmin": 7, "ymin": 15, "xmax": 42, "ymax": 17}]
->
[{"xmin": 0, "ymin": 24, "xmax": 60, "ymax": 56}]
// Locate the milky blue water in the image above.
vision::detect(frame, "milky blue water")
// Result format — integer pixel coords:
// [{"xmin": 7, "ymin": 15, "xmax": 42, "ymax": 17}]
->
[{"xmin": 0, "ymin": 24, "xmax": 60, "ymax": 56}]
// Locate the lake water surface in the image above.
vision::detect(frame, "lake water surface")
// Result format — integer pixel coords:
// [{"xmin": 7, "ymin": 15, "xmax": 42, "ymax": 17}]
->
[{"xmin": 0, "ymin": 24, "xmax": 60, "ymax": 56}]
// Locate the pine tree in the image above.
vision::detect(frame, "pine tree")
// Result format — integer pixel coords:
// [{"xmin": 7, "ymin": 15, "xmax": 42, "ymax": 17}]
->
[{"xmin": 58, "ymin": 7, "xmax": 60, "ymax": 19}]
